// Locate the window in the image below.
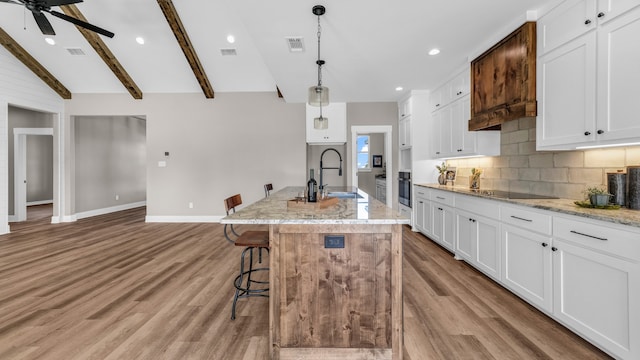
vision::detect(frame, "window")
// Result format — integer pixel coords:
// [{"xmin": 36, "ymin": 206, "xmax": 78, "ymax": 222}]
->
[{"xmin": 357, "ymin": 135, "xmax": 370, "ymax": 170}]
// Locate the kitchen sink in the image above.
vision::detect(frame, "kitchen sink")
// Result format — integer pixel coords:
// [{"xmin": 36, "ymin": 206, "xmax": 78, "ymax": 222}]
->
[{"xmin": 327, "ymin": 192, "xmax": 363, "ymax": 199}]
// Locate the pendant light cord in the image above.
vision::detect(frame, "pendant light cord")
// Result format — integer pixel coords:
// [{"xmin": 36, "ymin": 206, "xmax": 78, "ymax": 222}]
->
[{"xmin": 316, "ymin": 15, "xmax": 322, "ymax": 87}]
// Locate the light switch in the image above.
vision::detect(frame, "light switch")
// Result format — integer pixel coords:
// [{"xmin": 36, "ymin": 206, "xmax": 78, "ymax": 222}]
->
[{"xmin": 158, "ymin": 161, "xmax": 167, "ymax": 167}]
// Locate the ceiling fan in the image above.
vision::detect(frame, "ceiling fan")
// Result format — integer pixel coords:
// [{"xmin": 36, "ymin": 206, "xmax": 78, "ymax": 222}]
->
[{"xmin": 0, "ymin": 0, "xmax": 114, "ymax": 38}]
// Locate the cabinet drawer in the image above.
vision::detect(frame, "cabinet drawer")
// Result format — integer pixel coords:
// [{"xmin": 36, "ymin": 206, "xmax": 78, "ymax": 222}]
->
[
  {"xmin": 501, "ymin": 205, "xmax": 552, "ymax": 235},
  {"xmin": 430, "ymin": 189, "xmax": 454, "ymax": 207},
  {"xmin": 455, "ymin": 194, "xmax": 499, "ymax": 219},
  {"xmin": 553, "ymin": 215, "xmax": 640, "ymax": 261},
  {"xmin": 414, "ymin": 186, "xmax": 429, "ymax": 198}
]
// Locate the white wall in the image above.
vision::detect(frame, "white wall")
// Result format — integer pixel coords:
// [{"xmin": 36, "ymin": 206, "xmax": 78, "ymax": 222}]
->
[
  {"xmin": 64, "ymin": 93, "xmax": 306, "ymax": 221},
  {"xmin": 0, "ymin": 46, "xmax": 64, "ymax": 233}
]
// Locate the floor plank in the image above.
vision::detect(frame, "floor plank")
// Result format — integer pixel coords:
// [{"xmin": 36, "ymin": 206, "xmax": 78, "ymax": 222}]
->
[{"xmin": 0, "ymin": 208, "xmax": 611, "ymax": 359}]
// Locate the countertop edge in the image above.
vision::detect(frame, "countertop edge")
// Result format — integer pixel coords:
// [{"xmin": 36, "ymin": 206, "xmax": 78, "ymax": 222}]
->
[{"xmin": 415, "ymin": 183, "xmax": 640, "ymax": 229}]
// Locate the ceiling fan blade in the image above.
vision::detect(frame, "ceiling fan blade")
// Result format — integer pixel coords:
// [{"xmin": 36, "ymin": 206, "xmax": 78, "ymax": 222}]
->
[
  {"xmin": 45, "ymin": 0, "xmax": 83, "ymax": 6},
  {"xmin": 48, "ymin": 9, "xmax": 114, "ymax": 38},
  {"xmin": 32, "ymin": 12, "xmax": 56, "ymax": 35}
]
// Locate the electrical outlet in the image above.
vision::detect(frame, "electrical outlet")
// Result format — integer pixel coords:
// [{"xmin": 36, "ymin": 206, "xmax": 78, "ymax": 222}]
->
[{"xmin": 189, "ymin": 202, "xmax": 194, "ymax": 209}]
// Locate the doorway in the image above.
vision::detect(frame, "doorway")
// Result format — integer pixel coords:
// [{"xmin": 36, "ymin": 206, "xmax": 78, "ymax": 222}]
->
[
  {"xmin": 12, "ymin": 128, "xmax": 54, "ymax": 222},
  {"xmin": 350, "ymin": 125, "xmax": 392, "ymax": 207}
]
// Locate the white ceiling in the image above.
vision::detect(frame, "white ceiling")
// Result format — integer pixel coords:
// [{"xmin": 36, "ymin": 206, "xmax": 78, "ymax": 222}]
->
[{"xmin": 0, "ymin": 0, "xmax": 558, "ymax": 103}]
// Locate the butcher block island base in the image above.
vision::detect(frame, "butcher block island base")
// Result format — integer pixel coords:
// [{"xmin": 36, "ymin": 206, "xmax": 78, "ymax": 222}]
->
[
  {"xmin": 271, "ymin": 224, "xmax": 401, "ymax": 360},
  {"xmin": 221, "ymin": 187, "xmax": 409, "ymax": 360}
]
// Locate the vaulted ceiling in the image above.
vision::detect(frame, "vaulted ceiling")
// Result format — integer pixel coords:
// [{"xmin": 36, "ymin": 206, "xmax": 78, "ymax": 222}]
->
[{"xmin": 0, "ymin": 0, "xmax": 555, "ymax": 103}]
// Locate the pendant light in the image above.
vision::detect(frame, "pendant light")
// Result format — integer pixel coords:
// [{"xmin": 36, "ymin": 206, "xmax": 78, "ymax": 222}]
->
[{"xmin": 308, "ymin": 5, "xmax": 329, "ymax": 107}]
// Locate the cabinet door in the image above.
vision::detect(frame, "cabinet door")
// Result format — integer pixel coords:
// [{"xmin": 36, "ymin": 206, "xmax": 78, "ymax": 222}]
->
[
  {"xmin": 399, "ymin": 116, "xmax": 411, "ymax": 149},
  {"xmin": 455, "ymin": 210, "xmax": 476, "ymax": 262},
  {"xmin": 399, "ymin": 97, "xmax": 412, "ymax": 119},
  {"xmin": 596, "ymin": 6, "xmax": 640, "ymax": 142},
  {"xmin": 537, "ymin": 32, "xmax": 597, "ymax": 149},
  {"xmin": 501, "ymin": 224, "xmax": 553, "ymax": 312},
  {"xmin": 597, "ymin": 0, "xmax": 640, "ymax": 24},
  {"xmin": 433, "ymin": 204, "xmax": 455, "ymax": 252},
  {"xmin": 475, "ymin": 215, "xmax": 501, "ymax": 281},
  {"xmin": 306, "ymin": 103, "xmax": 347, "ymax": 144},
  {"xmin": 553, "ymin": 238, "xmax": 639, "ymax": 360},
  {"xmin": 451, "ymin": 96, "xmax": 476, "ymax": 156},
  {"xmin": 538, "ymin": 0, "xmax": 597, "ymax": 55},
  {"xmin": 450, "ymin": 70, "xmax": 470, "ymax": 100},
  {"xmin": 414, "ymin": 196, "xmax": 427, "ymax": 233},
  {"xmin": 438, "ymin": 107, "xmax": 453, "ymax": 157}
]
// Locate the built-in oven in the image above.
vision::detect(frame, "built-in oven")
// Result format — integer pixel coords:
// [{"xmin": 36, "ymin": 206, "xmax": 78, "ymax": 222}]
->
[{"xmin": 398, "ymin": 171, "xmax": 411, "ymax": 208}]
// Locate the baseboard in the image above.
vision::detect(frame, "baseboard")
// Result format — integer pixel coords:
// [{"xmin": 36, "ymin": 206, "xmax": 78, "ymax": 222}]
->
[
  {"xmin": 145, "ymin": 215, "xmax": 224, "ymax": 223},
  {"xmin": 51, "ymin": 215, "xmax": 76, "ymax": 223},
  {"xmin": 27, "ymin": 200, "xmax": 53, "ymax": 206},
  {"xmin": 75, "ymin": 201, "xmax": 146, "ymax": 220},
  {"xmin": 8, "ymin": 215, "xmax": 17, "ymax": 222}
]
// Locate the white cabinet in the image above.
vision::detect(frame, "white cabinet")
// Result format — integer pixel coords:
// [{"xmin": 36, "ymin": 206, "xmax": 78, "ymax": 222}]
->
[
  {"xmin": 431, "ymin": 202, "xmax": 455, "ymax": 252},
  {"xmin": 399, "ymin": 203, "xmax": 412, "ymax": 224},
  {"xmin": 552, "ymin": 216, "xmax": 640, "ymax": 360},
  {"xmin": 537, "ymin": 1, "xmax": 640, "ymax": 150},
  {"xmin": 414, "ymin": 187, "xmax": 430, "ymax": 235},
  {"xmin": 306, "ymin": 103, "xmax": 347, "ymax": 145},
  {"xmin": 430, "ymin": 71, "xmax": 500, "ymax": 159},
  {"xmin": 455, "ymin": 196, "xmax": 501, "ymax": 281},
  {"xmin": 399, "ymin": 116, "xmax": 411, "ymax": 149},
  {"xmin": 500, "ymin": 205, "xmax": 553, "ymax": 313},
  {"xmin": 399, "ymin": 97, "xmax": 412, "ymax": 119}
]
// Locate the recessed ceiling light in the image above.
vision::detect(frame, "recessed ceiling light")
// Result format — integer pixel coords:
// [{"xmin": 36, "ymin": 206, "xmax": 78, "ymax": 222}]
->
[
  {"xmin": 227, "ymin": 35, "xmax": 235, "ymax": 44},
  {"xmin": 395, "ymin": 86, "xmax": 403, "ymax": 91},
  {"xmin": 135, "ymin": 37, "xmax": 145, "ymax": 45},
  {"xmin": 45, "ymin": 37, "xmax": 55, "ymax": 45},
  {"xmin": 428, "ymin": 48, "xmax": 440, "ymax": 56}
]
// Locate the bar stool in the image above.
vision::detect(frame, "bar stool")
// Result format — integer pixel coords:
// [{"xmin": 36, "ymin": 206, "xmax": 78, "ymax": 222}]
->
[
  {"xmin": 264, "ymin": 183, "xmax": 273, "ymax": 197},
  {"xmin": 223, "ymin": 194, "xmax": 269, "ymax": 320}
]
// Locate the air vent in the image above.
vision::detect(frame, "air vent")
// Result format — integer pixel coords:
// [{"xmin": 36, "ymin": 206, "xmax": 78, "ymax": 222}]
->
[
  {"xmin": 65, "ymin": 47, "xmax": 85, "ymax": 56},
  {"xmin": 285, "ymin": 37, "xmax": 304, "ymax": 52},
  {"xmin": 220, "ymin": 48, "xmax": 237, "ymax": 56}
]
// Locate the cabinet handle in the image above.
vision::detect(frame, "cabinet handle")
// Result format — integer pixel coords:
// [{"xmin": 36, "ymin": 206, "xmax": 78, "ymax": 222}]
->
[
  {"xmin": 456, "ymin": 91, "xmax": 462, "ymax": 96},
  {"xmin": 510, "ymin": 215, "xmax": 533, "ymax": 222},
  {"xmin": 552, "ymin": 247, "xmax": 558, "ymax": 251},
  {"xmin": 457, "ymin": 149, "xmax": 462, "ymax": 152},
  {"xmin": 468, "ymin": 218, "xmax": 476, "ymax": 223},
  {"xmin": 418, "ymin": 201, "xmax": 423, "ymax": 204},
  {"xmin": 570, "ymin": 230, "xmax": 608, "ymax": 241},
  {"xmin": 585, "ymin": 19, "xmax": 592, "ymax": 25},
  {"xmin": 584, "ymin": 131, "xmax": 591, "ymax": 136},
  {"xmin": 436, "ymin": 104, "xmax": 440, "ymax": 107},
  {"xmin": 438, "ymin": 207, "xmax": 443, "ymax": 211},
  {"xmin": 436, "ymin": 196, "xmax": 445, "ymax": 200},
  {"xmin": 542, "ymin": 242, "xmax": 548, "ymax": 247},
  {"xmin": 597, "ymin": 129, "xmax": 604, "ymax": 134},
  {"xmin": 597, "ymin": 12, "xmax": 605, "ymax": 18}
]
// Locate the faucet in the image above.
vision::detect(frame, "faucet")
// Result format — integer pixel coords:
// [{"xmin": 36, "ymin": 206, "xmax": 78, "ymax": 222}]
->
[{"xmin": 319, "ymin": 148, "xmax": 343, "ymax": 194}]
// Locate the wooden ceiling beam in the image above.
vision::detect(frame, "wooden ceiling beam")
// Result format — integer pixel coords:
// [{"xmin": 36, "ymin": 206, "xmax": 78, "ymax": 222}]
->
[
  {"xmin": 0, "ymin": 27, "xmax": 72, "ymax": 99},
  {"xmin": 60, "ymin": 4, "xmax": 143, "ymax": 100},
  {"xmin": 156, "ymin": 0, "xmax": 214, "ymax": 99}
]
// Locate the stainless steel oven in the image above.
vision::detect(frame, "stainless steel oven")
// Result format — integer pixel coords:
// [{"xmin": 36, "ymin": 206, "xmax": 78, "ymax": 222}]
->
[{"xmin": 398, "ymin": 171, "xmax": 411, "ymax": 208}]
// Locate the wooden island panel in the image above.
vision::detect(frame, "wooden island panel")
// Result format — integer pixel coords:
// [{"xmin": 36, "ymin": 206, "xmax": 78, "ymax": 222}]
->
[{"xmin": 270, "ymin": 224, "xmax": 403, "ymax": 360}]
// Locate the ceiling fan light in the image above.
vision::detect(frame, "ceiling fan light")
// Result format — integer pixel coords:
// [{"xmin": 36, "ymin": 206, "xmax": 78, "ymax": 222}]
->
[{"xmin": 308, "ymin": 85, "xmax": 329, "ymax": 106}]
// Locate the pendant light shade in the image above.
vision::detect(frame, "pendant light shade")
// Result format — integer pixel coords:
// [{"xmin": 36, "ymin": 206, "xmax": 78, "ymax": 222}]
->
[
  {"xmin": 308, "ymin": 85, "xmax": 329, "ymax": 107},
  {"xmin": 308, "ymin": 5, "xmax": 329, "ymax": 107}
]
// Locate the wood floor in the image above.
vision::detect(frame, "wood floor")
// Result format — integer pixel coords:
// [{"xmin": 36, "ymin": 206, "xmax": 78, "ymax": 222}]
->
[{"xmin": 0, "ymin": 206, "xmax": 610, "ymax": 359}]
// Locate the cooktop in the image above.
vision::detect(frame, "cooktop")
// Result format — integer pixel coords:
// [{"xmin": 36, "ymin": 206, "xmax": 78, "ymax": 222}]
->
[{"xmin": 472, "ymin": 190, "xmax": 559, "ymax": 200}]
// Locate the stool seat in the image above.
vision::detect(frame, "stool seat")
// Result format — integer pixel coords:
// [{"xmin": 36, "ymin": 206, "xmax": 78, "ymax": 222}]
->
[{"xmin": 234, "ymin": 231, "xmax": 269, "ymax": 247}]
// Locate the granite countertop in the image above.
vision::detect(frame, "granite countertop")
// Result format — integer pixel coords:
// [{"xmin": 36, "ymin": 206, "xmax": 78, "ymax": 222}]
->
[
  {"xmin": 415, "ymin": 183, "xmax": 640, "ymax": 229},
  {"xmin": 221, "ymin": 186, "xmax": 410, "ymax": 225}
]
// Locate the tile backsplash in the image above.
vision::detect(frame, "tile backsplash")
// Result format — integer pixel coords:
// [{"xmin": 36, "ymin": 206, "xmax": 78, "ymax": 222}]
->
[{"xmin": 446, "ymin": 118, "xmax": 640, "ymax": 200}]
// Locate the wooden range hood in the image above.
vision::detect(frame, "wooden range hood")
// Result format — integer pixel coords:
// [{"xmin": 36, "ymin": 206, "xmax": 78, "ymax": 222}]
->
[{"xmin": 469, "ymin": 22, "xmax": 537, "ymax": 131}]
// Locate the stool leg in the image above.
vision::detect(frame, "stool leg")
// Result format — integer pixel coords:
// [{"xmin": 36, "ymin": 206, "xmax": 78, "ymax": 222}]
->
[
  {"xmin": 232, "ymin": 247, "xmax": 250, "ymax": 320},
  {"xmin": 246, "ymin": 247, "xmax": 254, "ymax": 291}
]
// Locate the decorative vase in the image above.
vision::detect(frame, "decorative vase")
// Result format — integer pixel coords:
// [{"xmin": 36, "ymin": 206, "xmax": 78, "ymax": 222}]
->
[
  {"xmin": 438, "ymin": 173, "xmax": 446, "ymax": 185},
  {"xmin": 469, "ymin": 177, "xmax": 480, "ymax": 190}
]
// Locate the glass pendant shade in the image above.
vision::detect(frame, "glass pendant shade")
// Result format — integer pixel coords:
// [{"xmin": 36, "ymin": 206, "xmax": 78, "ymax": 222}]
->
[
  {"xmin": 308, "ymin": 85, "xmax": 329, "ymax": 106},
  {"xmin": 314, "ymin": 116, "xmax": 328, "ymax": 130}
]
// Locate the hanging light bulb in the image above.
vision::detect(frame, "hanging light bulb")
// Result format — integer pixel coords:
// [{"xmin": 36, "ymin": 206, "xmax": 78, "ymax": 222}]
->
[{"xmin": 308, "ymin": 5, "xmax": 329, "ymax": 107}]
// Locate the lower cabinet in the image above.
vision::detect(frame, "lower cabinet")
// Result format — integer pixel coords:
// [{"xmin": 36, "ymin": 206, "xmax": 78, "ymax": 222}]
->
[
  {"xmin": 431, "ymin": 203, "xmax": 455, "ymax": 252},
  {"xmin": 455, "ymin": 208, "xmax": 501, "ymax": 281},
  {"xmin": 501, "ymin": 224, "xmax": 553, "ymax": 312},
  {"xmin": 414, "ymin": 193, "xmax": 430, "ymax": 235},
  {"xmin": 552, "ymin": 216, "xmax": 640, "ymax": 360}
]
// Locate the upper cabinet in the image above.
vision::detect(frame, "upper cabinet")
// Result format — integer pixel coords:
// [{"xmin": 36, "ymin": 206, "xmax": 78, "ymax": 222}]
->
[
  {"xmin": 306, "ymin": 102, "xmax": 347, "ymax": 145},
  {"xmin": 397, "ymin": 91, "xmax": 430, "ymax": 161},
  {"xmin": 430, "ymin": 69, "xmax": 500, "ymax": 159},
  {"xmin": 469, "ymin": 22, "xmax": 537, "ymax": 131},
  {"xmin": 537, "ymin": 0, "xmax": 640, "ymax": 150}
]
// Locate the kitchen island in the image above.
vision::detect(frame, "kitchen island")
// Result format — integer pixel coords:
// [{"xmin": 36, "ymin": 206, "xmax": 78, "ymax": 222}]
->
[{"xmin": 221, "ymin": 186, "xmax": 409, "ymax": 360}]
